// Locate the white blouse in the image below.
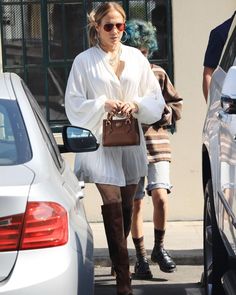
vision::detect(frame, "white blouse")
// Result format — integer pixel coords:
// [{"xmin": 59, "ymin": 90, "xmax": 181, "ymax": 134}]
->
[
  {"xmin": 65, "ymin": 44, "xmax": 166, "ymax": 186},
  {"xmin": 65, "ymin": 44, "xmax": 165, "ymax": 141}
]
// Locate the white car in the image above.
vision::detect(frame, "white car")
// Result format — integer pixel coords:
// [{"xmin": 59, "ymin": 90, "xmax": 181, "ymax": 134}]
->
[
  {"xmin": 0, "ymin": 72, "xmax": 98, "ymax": 295},
  {"xmin": 202, "ymin": 14, "xmax": 236, "ymax": 295}
]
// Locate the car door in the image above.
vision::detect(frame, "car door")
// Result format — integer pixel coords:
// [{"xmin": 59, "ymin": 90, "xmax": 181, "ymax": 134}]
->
[{"xmin": 217, "ymin": 22, "xmax": 236, "ymax": 253}]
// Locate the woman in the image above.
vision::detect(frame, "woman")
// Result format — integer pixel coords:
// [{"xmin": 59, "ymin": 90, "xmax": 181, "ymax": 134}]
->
[
  {"xmin": 65, "ymin": 3, "xmax": 165, "ymax": 295},
  {"xmin": 124, "ymin": 19, "xmax": 183, "ymax": 279}
]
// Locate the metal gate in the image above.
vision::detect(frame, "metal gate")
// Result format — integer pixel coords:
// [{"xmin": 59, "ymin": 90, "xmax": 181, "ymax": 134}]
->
[{"xmin": 0, "ymin": 0, "xmax": 173, "ymax": 129}]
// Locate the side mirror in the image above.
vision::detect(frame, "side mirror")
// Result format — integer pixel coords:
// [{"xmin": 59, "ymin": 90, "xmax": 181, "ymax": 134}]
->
[
  {"xmin": 221, "ymin": 66, "xmax": 236, "ymax": 114},
  {"xmin": 59, "ymin": 126, "xmax": 99, "ymax": 153}
]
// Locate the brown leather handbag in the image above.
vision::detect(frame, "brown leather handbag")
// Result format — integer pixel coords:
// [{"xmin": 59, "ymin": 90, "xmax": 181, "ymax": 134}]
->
[{"xmin": 102, "ymin": 114, "xmax": 140, "ymax": 147}]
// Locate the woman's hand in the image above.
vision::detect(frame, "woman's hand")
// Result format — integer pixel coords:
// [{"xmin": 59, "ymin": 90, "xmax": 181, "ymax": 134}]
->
[
  {"xmin": 105, "ymin": 99, "xmax": 123, "ymax": 116},
  {"xmin": 105, "ymin": 100, "xmax": 139, "ymax": 117},
  {"xmin": 120, "ymin": 102, "xmax": 139, "ymax": 116}
]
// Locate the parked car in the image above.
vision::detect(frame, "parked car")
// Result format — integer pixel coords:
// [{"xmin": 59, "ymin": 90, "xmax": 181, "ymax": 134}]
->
[
  {"xmin": 202, "ymin": 15, "xmax": 236, "ymax": 295},
  {"xmin": 0, "ymin": 72, "xmax": 98, "ymax": 295}
]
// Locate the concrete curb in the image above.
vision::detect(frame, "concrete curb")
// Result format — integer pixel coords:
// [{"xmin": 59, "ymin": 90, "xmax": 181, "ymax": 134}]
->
[
  {"xmin": 91, "ymin": 221, "xmax": 204, "ymax": 267},
  {"xmin": 94, "ymin": 248, "xmax": 203, "ymax": 267}
]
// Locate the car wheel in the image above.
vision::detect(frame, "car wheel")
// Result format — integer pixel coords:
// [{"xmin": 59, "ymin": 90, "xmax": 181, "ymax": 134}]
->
[{"xmin": 204, "ymin": 180, "xmax": 227, "ymax": 295}]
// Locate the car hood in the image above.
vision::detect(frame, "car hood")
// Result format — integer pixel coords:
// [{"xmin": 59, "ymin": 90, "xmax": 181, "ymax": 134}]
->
[{"xmin": 0, "ymin": 165, "xmax": 35, "ymax": 282}]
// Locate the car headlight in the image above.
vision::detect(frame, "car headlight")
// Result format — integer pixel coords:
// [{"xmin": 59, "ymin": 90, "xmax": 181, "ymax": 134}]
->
[{"xmin": 221, "ymin": 96, "xmax": 236, "ymax": 114}]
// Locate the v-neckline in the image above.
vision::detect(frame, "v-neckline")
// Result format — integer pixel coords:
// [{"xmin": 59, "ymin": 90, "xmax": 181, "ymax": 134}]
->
[
  {"xmin": 115, "ymin": 60, "xmax": 125, "ymax": 80},
  {"xmin": 96, "ymin": 45, "xmax": 125, "ymax": 81}
]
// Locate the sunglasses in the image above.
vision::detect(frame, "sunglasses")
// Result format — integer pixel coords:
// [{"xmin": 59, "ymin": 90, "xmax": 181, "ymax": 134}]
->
[{"xmin": 103, "ymin": 23, "xmax": 126, "ymax": 32}]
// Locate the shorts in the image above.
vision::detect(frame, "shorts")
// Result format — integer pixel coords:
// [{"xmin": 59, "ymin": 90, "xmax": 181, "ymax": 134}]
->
[{"xmin": 134, "ymin": 161, "xmax": 172, "ymax": 200}]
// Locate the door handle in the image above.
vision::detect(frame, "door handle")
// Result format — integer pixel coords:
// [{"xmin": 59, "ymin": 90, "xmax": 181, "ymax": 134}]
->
[
  {"xmin": 78, "ymin": 181, "xmax": 85, "ymax": 189},
  {"xmin": 76, "ymin": 191, "xmax": 84, "ymax": 200}
]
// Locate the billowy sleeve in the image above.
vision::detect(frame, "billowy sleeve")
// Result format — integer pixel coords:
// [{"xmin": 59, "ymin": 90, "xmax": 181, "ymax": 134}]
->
[
  {"xmin": 132, "ymin": 55, "xmax": 165, "ymax": 124},
  {"xmin": 65, "ymin": 56, "xmax": 106, "ymax": 133}
]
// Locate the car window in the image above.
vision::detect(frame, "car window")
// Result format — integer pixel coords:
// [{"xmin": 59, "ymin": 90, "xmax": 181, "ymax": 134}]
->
[
  {"xmin": 0, "ymin": 99, "xmax": 32, "ymax": 165},
  {"xmin": 21, "ymin": 81, "xmax": 64, "ymax": 171},
  {"xmin": 220, "ymin": 25, "xmax": 236, "ymax": 72}
]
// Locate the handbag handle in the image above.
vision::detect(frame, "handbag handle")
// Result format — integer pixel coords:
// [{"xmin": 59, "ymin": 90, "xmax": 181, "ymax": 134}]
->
[{"xmin": 106, "ymin": 113, "xmax": 132, "ymax": 126}]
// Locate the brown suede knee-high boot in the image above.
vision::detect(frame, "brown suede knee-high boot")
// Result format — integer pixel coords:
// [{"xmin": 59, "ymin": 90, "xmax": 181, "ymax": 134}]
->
[
  {"xmin": 111, "ymin": 204, "xmax": 133, "ymax": 277},
  {"xmin": 101, "ymin": 203, "xmax": 133, "ymax": 295},
  {"xmin": 122, "ymin": 205, "xmax": 133, "ymax": 239}
]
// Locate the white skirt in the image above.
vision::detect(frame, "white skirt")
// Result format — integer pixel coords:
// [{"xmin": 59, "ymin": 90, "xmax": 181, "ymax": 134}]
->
[{"xmin": 74, "ymin": 142, "xmax": 148, "ymax": 186}]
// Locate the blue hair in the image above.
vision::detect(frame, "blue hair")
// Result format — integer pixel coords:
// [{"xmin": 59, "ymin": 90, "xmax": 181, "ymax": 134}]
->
[{"xmin": 124, "ymin": 19, "xmax": 158, "ymax": 58}]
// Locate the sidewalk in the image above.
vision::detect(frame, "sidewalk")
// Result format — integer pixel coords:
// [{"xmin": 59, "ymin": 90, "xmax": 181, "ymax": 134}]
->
[{"xmin": 91, "ymin": 220, "xmax": 203, "ymax": 266}]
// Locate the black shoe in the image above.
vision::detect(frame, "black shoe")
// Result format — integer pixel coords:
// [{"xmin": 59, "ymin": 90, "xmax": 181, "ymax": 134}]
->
[
  {"xmin": 132, "ymin": 257, "xmax": 153, "ymax": 280},
  {"xmin": 151, "ymin": 247, "xmax": 176, "ymax": 273}
]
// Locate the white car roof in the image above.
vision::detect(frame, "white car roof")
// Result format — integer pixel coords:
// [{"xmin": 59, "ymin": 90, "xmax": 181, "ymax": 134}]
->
[{"xmin": 0, "ymin": 72, "xmax": 19, "ymax": 101}]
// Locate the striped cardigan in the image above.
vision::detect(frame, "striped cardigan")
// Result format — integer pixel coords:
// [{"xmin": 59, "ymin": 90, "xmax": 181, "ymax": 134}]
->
[{"xmin": 143, "ymin": 65, "xmax": 183, "ymax": 163}]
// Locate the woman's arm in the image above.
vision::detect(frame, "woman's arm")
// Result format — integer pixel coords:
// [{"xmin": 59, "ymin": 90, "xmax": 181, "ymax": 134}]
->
[
  {"xmin": 65, "ymin": 56, "xmax": 107, "ymax": 133},
  {"xmin": 132, "ymin": 56, "xmax": 165, "ymax": 124}
]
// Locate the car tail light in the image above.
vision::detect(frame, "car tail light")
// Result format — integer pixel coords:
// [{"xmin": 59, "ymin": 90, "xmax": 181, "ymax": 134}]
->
[
  {"xmin": 0, "ymin": 214, "xmax": 24, "ymax": 251},
  {"xmin": 0, "ymin": 202, "xmax": 68, "ymax": 251}
]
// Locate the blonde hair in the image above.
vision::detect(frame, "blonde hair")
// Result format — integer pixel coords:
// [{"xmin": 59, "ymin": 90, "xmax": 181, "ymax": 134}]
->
[{"xmin": 88, "ymin": 2, "xmax": 126, "ymax": 47}]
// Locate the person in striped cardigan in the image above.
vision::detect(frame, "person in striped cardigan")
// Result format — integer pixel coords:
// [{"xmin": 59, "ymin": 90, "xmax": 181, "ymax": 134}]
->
[{"xmin": 125, "ymin": 19, "xmax": 183, "ymax": 279}]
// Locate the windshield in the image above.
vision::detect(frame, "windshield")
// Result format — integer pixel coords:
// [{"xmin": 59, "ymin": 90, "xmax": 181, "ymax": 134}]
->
[{"xmin": 0, "ymin": 99, "xmax": 32, "ymax": 165}]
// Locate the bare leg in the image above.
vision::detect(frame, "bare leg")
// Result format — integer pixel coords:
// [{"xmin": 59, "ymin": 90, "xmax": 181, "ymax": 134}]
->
[
  {"xmin": 152, "ymin": 188, "xmax": 168, "ymax": 231},
  {"xmin": 120, "ymin": 184, "xmax": 137, "ymax": 208},
  {"xmin": 96, "ymin": 183, "xmax": 121, "ymax": 204},
  {"xmin": 131, "ymin": 199, "xmax": 144, "ymax": 238}
]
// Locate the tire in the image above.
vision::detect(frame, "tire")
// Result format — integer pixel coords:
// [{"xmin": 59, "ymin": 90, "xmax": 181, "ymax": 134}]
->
[{"xmin": 203, "ymin": 180, "xmax": 227, "ymax": 295}]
